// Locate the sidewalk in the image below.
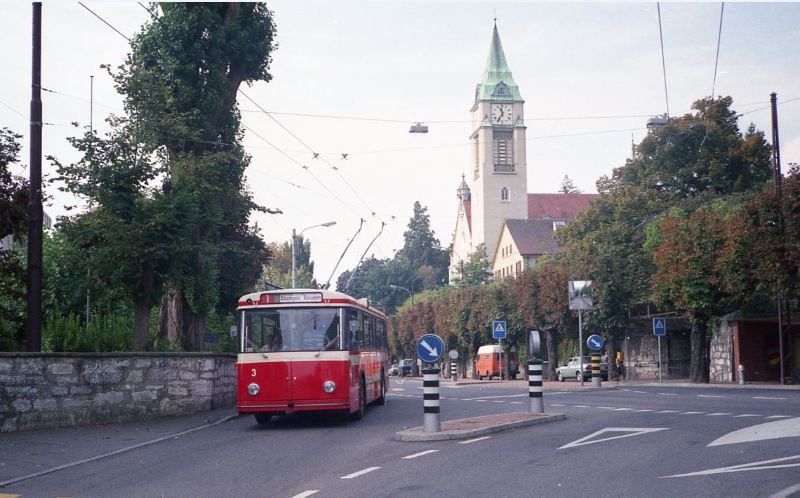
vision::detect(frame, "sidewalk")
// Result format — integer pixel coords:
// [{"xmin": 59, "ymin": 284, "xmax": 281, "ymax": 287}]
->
[{"xmin": 0, "ymin": 408, "xmax": 238, "ymax": 487}]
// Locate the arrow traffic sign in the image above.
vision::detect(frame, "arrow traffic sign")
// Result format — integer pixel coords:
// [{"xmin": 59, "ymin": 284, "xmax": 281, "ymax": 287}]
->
[
  {"xmin": 416, "ymin": 334, "xmax": 445, "ymax": 363},
  {"xmin": 586, "ymin": 334, "xmax": 604, "ymax": 351},
  {"xmin": 653, "ymin": 318, "xmax": 666, "ymax": 336},
  {"xmin": 492, "ymin": 320, "xmax": 507, "ymax": 339}
]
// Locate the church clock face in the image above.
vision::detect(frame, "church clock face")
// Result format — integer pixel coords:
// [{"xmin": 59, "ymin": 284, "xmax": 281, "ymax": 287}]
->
[{"xmin": 492, "ymin": 104, "xmax": 513, "ymax": 124}]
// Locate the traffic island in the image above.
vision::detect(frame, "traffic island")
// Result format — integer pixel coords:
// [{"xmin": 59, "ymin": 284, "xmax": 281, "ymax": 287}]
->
[{"xmin": 394, "ymin": 412, "xmax": 565, "ymax": 442}]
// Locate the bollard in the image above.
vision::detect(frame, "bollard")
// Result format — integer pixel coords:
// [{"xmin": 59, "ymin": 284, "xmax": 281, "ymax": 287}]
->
[
  {"xmin": 451, "ymin": 361, "xmax": 457, "ymax": 382},
  {"xmin": 422, "ymin": 368, "xmax": 441, "ymax": 432},
  {"xmin": 737, "ymin": 364, "xmax": 745, "ymax": 385},
  {"xmin": 528, "ymin": 358, "xmax": 544, "ymax": 413},
  {"xmin": 591, "ymin": 353, "xmax": 602, "ymax": 388}
]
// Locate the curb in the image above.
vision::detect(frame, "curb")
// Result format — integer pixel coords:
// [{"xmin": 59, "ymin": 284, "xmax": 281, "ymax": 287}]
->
[{"xmin": 394, "ymin": 412, "xmax": 565, "ymax": 442}]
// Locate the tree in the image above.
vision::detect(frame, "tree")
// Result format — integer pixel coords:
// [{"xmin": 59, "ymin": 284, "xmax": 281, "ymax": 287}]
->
[
  {"xmin": 113, "ymin": 3, "xmax": 276, "ymax": 350},
  {"xmin": 0, "ymin": 128, "xmax": 29, "ymax": 350},
  {"xmin": 397, "ymin": 201, "xmax": 449, "ymax": 289},
  {"xmin": 459, "ymin": 244, "xmax": 492, "ymax": 286},
  {"xmin": 559, "ymin": 175, "xmax": 581, "ymax": 194},
  {"xmin": 259, "ymin": 235, "xmax": 317, "ymax": 289}
]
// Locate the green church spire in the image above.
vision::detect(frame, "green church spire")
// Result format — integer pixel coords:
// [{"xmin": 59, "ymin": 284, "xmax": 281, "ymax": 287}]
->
[{"xmin": 475, "ymin": 22, "xmax": 522, "ymax": 102}]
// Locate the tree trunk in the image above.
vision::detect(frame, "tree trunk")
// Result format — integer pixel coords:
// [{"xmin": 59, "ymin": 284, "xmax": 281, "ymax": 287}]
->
[
  {"xmin": 606, "ymin": 336, "xmax": 618, "ymax": 381},
  {"xmin": 156, "ymin": 287, "xmax": 182, "ymax": 348},
  {"xmin": 689, "ymin": 318, "xmax": 710, "ymax": 383},
  {"xmin": 183, "ymin": 308, "xmax": 206, "ymax": 352},
  {"xmin": 546, "ymin": 327, "xmax": 558, "ymax": 381},
  {"xmin": 132, "ymin": 300, "xmax": 151, "ymax": 352}
]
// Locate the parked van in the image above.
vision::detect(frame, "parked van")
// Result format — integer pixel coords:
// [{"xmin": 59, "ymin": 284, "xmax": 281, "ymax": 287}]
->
[{"xmin": 475, "ymin": 345, "xmax": 518, "ymax": 380}]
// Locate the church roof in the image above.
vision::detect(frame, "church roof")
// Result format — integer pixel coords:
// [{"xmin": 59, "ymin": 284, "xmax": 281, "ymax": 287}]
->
[
  {"xmin": 527, "ymin": 193, "xmax": 600, "ymax": 220},
  {"xmin": 504, "ymin": 219, "xmax": 563, "ymax": 256},
  {"xmin": 475, "ymin": 23, "xmax": 522, "ymax": 102}
]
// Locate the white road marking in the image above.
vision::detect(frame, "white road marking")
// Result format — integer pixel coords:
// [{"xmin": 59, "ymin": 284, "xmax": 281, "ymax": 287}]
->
[
  {"xmin": 633, "ymin": 409, "xmax": 654, "ymax": 412},
  {"xmin": 462, "ymin": 394, "xmax": 526, "ymax": 401},
  {"xmin": 754, "ymin": 396, "xmax": 787, "ymax": 400},
  {"xmin": 662, "ymin": 455, "xmax": 800, "ymax": 478},
  {"xmin": 707, "ymin": 413, "xmax": 732, "ymax": 416},
  {"xmin": 680, "ymin": 411, "xmax": 705, "ymax": 415},
  {"xmin": 459, "ymin": 436, "xmax": 491, "ymax": 445},
  {"xmin": 655, "ymin": 410, "xmax": 680, "ymax": 414},
  {"xmin": 767, "ymin": 415, "xmax": 792, "ymax": 419},
  {"xmin": 769, "ymin": 482, "xmax": 800, "ymax": 498},
  {"xmin": 733, "ymin": 414, "xmax": 761, "ymax": 418},
  {"xmin": 657, "ymin": 392, "xmax": 679, "ymax": 396},
  {"xmin": 403, "ymin": 450, "xmax": 439, "ymax": 459},
  {"xmin": 291, "ymin": 491, "xmax": 319, "ymax": 498},
  {"xmin": 612, "ymin": 407, "xmax": 635, "ymax": 411},
  {"xmin": 341, "ymin": 467, "xmax": 381, "ymax": 479},
  {"xmin": 698, "ymin": 394, "xmax": 725, "ymax": 398},
  {"xmin": 510, "ymin": 401, "xmax": 523, "ymax": 404},
  {"xmin": 573, "ymin": 405, "xmax": 590, "ymax": 408},
  {"xmin": 550, "ymin": 403, "xmax": 565, "ymax": 407},
  {"xmin": 708, "ymin": 417, "xmax": 800, "ymax": 447},
  {"xmin": 633, "ymin": 390, "xmax": 647, "ymax": 394},
  {"xmin": 491, "ymin": 401, "xmax": 506, "ymax": 403},
  {"xmin": 560, "ymin": 427, "xmax": 669, "ymax": 449}
]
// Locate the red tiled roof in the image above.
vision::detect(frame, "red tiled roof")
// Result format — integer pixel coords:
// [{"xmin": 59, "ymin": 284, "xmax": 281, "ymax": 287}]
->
[{"xmin": 527, "ymin": 193, "xmax": 600, "ymax": 220}]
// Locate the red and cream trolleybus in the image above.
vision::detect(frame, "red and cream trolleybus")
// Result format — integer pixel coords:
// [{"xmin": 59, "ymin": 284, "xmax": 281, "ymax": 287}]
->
[{"xmin": 235, "ymin": 288, "xmax": 389, "ymax": 424}]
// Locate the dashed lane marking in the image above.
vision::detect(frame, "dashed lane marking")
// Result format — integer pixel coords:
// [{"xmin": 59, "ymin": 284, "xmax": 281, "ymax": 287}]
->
[
  {"xmin": 656, "ymin": 410, "xmax": 680, "ymax": 414},
  {"xmin": 290, "ymin": 491, "xmax": 319, "ymax": 498},
  {"xmin": 657, "ymin": 393, "xmax": 679, "ymax": 396},
  {"xmin": 754, "ymin": 396, "xmax": 787, "ymax": 400},
  {"xmin": 767, "ymin": 415, "xmax": 792, "ymax": 419},
  {"xmin": 707, "ymin": 413, "xmax": 732, "ymax": 416},
  {"xmin": 550, "ymin": 403, "xmax": 565, "ymax": 407},
  {"xmin": 461, "ymin": 394, "xmax": 526, "ymax": 401},
  {"xmin": 698, "ymin": 394, "xmax": 725, "ymax": 398},
  {"xmin": 680, "ymin": 412, "xmax": 705, "ymax": 415},
  {"xmin": 402, "ymin": 450, "xmax": 439, "ymax": 459},
  {"xmin": 341, "ymin": 467, "xmax": 380, "ymax": 479},
  {"xmin": 734, "ymin": 414, "xmax": 762, "ymax": 418},
  {"xmin": 459, "ymin": 436, "xmax": 491, "ymax": 445}
]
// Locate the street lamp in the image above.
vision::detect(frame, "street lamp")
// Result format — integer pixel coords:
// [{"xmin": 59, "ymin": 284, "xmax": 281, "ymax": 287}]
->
[
  {"xmin": 389, "ymin": 284, "xmax": 414, "ymax": 306},
  {"xmin": 292, "ymin": 221, "xmax": 336, "ymax": 288}
]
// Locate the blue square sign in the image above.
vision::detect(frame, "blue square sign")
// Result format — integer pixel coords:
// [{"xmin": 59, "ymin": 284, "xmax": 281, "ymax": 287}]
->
[
  {"xmin": 492, "ymin": 320, "xmax": 507, "ymax": 340},
  {"xmin": 653, "ymin": 318, "xmax": 666, "ymax": 336}
]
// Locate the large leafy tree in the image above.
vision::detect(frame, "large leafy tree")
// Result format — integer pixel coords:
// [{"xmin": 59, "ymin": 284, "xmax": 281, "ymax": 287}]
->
[
  {"xmin": 0, "ymin": 128, "xmax": 29, "ymax": 350},
  {"xmin": 259, "ymin": 235, "xmax": 317, "ymax": 289},
  {"xmin": 112, "ymin": 3, "xmax": 276, "ymax": 349},
  {"xmin": 559, "ymin": 96, "xmax": 772, "ymax": 382},
  {"xmin": 397, "ymin": 201, "xmax": 449, "ymax": 289}
]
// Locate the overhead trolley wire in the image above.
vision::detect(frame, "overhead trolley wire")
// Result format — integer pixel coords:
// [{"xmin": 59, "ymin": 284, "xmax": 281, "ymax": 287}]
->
[
  {"xmin": 710, "ymin": 3, "xmax": 725, "ymax": 100},
  {"xmin": 656, "ymin": 3, "xmax": 671, "ymax": 119}
]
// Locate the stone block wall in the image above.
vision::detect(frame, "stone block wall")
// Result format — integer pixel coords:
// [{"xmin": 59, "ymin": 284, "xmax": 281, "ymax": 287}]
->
[
  {"xmin": 709, "ymin": 321, "xmax": 734, "ymax": 383},
  {"xmin": 0, "ymin": 352, "xmax": 236, "ymax": 432}
]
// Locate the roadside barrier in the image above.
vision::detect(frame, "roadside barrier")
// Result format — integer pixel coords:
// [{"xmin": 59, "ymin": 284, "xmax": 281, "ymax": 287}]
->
[
  {"xmin": 591, "ymin": 353, "xmax": 602, "ymax": 387},
  {"xmin": 422, "ymin": 368, "xmax": 441, "ymax": 432},
  {"xmin": 451, "ymin": 361, "xmax": 457, "ymax": 382},
  {"xmin": 528, "ymin": 359, "xmax": 543, "ymax": 413}
]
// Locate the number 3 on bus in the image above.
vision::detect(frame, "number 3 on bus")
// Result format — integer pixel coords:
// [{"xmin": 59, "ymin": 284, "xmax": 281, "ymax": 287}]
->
[{"xmin": 234, "ymin": 288, "xmax": 389, "ymax": 424}]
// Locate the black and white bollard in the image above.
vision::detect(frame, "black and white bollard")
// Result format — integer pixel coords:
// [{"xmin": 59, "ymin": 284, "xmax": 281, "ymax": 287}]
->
[
  {"xmin": 528, "ymin": 358, "xmax": 544, "ymax": 413},
  {"xmin": 423, "ymin": 368, "xmax": 441, "ymax": 432},
  {"xmin": 591, "ymin": 353, "xmax": 602, "ymax": 388},
  {"xmin": 451, "ymin": 361, "xmax": 457, "ymax": 382}
]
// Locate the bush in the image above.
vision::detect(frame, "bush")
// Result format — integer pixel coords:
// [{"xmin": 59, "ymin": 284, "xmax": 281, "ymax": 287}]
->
[{"xmin": 44, "ymin": 312, "xmax": 133, "ymax": 352}]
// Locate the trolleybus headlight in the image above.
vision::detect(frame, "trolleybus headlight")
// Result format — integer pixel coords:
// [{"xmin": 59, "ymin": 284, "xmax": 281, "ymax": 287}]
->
[
  {"xmin": 323, "ymin": 381, "xmax": 336, "ymax": 393},
  {"xmin": 247, "ymin": 383, "xmax": 261, "ymax": 396}
]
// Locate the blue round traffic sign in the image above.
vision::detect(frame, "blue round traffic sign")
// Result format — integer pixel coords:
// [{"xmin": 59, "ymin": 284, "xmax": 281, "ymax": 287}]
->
[
  {"xmin": 416, "ymin": 334, "xmax": 445, "ymax": 363},
  {"xmin": 586, "ymin": 334, "xmax": 604, "ymax": 352}
]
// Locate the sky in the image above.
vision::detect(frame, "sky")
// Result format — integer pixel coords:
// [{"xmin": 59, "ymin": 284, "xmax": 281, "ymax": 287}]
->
[{"xmin": 2, "ymin": 1, "xmax": 800, "ymax": 290}]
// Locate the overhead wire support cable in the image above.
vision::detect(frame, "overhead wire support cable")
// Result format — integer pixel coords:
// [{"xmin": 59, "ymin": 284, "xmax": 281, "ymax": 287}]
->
[
  {"xmin": 79, "ymin": 2, "xmax": 131, "ymax": 41},
  {"xmin": 710, "ymin": 3, "xmax": 725, "ymax": 100},
  {"xmin": 657, "ymin": 2, "xmax": 670, "ymax": 120}
]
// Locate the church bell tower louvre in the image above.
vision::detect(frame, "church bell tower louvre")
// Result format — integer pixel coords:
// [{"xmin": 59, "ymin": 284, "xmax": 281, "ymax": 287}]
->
[{"xmin": 468, "ymin": 21, "xmax": 528, "ymax": 265}]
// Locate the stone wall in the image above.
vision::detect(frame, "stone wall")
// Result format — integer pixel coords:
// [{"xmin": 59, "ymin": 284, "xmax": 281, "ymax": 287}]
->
[
  {"xmin": 0, "ymin": 352, "xmax": 236, "ymax": 432},
  {"xmin": 709, "ymin": 321, "xmax": 734, "ymax": 383}
]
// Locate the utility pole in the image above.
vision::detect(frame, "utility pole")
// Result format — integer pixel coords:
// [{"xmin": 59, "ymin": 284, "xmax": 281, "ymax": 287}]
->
[
  {"xmin": 26, "ymin": 2, "xmax": 43, "ymax": 352},
  {"xmin": 770, "ymin": 92, "xmax": 787, "ymax": 385}
]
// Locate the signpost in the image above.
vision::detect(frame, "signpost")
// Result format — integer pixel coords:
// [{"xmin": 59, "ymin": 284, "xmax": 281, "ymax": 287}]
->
[
  {"xmin": 416, "ymin": 334, "xmax": 445, "ymax": 432},
  {"xmin": 586, "ymin": 334, "xmax": 604, "ymax": 352},
  {"xmin": 569, "ymin": 281, "xmax": 593, "ymax": 386},
  {"xmin": 653, "ymin": 318, "xmax": 666, "ymax": 383},
  {"xmin": 492, "ymin": 321, "xmax": 507, "ymax": 382},
  {"xmin": 416, "ymin": 334, "xmax": 445, "ymax": 364},
  {"xmin": 586, "ymin": 335, "xmax": 604, "ymax": 387}
]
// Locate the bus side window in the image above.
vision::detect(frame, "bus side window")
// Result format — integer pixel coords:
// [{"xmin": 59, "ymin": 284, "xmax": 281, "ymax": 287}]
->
[{"xmin": 349, "ymin": 309, "xmax": 363, "ymax": 346}]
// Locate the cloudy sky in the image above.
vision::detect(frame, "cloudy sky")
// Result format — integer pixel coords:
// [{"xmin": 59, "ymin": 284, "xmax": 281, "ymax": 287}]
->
[{"xmin": 2, "ymin": 1, "xmax": 799, "ymax": 289}]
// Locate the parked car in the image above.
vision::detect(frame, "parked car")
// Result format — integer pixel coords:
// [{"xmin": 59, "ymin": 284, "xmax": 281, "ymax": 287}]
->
[
  {"xmin": 555, "ymin": 356, "xmax": 608, "ymax": 382},
  {"xmin": 475, "ymin": 345, "xmax": 519, "ymax": 380},
  {"xmin": 389, "ymin": 363, "xmax": 399, "ymax": 376},
  {"xmin": 398, "ymin": 358, "xmax": 414, "ymax": 377}
]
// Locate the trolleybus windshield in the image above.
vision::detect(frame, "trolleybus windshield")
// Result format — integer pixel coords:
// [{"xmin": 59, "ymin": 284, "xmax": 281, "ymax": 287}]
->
[{"xmin": 242, "ymin": 308, "xmax": 341, "ymax": 353}]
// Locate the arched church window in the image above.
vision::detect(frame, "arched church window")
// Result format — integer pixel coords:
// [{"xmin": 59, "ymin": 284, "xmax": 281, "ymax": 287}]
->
[{"xmin": 500, "ymin": 187, "xmax": 509, "ymax": 202}]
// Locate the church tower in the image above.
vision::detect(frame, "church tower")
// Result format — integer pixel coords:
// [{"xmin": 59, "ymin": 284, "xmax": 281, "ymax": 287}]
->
[{"xmin": 469, "ymin": 22, "xmax": 527, "ymax": 264}]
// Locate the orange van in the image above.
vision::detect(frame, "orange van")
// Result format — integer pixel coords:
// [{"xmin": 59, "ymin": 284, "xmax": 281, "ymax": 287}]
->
[{"xmin": 475, "ymin": 345, "xmax": 519, "ymax": 380}]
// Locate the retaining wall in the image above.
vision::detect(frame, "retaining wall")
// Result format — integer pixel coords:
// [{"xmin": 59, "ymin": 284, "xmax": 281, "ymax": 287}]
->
[{"xmin": 0, "ymin": 352, "xmax": 236, "ymax": 432}]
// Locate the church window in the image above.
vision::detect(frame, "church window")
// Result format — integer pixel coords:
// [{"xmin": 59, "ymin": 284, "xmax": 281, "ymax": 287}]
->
[
  {"xmin": 500, "ymin": 187, "xmax": 509, "ymax": 202},
  {"xmin": 493, "ymin": 131, "xmax": 514, "ymax": 173}
]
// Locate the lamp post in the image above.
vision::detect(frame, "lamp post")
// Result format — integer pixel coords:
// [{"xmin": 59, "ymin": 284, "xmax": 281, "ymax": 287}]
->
[
  {"xmin": 389, "ymin": 284, "xmax": 413, "ymax": 306},
  {"xmin": 292, "ymin": 221, "xmax": 336, "ymax": 288}
]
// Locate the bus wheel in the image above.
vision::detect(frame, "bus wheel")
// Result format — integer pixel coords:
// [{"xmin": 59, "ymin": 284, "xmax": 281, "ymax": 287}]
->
[
  {"xmin": 254, "ymin": 413, "xmax": 272, "ymax": 425},
  {"xmin": 374, "ymin": 372, "xmax": 387, "ymax": 406},
  {"xmin": 350, "ymin": 377, "xmax": 365, "ymax": 420}
]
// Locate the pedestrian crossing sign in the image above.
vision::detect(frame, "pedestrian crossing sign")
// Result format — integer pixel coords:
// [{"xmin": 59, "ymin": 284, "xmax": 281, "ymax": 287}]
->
[
  {"xmin": 653, "ymin": 318, "xmax": 666, "ymax": 336},
  {"xmin": 493, "ymin": 320, "xmax": 507, "ymax": 339}
]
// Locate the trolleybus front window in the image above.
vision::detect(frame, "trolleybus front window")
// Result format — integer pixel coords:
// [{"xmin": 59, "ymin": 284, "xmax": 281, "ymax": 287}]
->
[{"xmin": 242, "ymin": 308, "xmax": 341, "ymax": 352}]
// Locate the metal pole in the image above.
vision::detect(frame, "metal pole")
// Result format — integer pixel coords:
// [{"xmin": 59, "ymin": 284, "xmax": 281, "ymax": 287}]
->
[
  {"xmin": 770, "ymin": 92, "xmax": 786, "ymax": 386},
  {"xmin": 422, "ymin": 367, "xmax": 441, "ymax": 432},
  {"xmin": 528, "ymin": 358, "xmax": 544, "ymax": 413},
  {"xmin": 499, "ymin": 338, "xmax": 502, "ymax": 383},
  {"xmin": 291, "ymin": 228, "xmax": 297, "ymax": 288},
  {"xmin": 451, "ymin": 361, "xmax": 457, "ymax": 382},
  {"xmin": 658, "ymin": 336, "xmax": 662, "ymax": 383},
  {"xmin": 578, "ymin": 310, "xmax": 584, "ymax": 386},
  {"xmin": 26, "ymin": 2, "xmax": 43, "ymax": 352}
]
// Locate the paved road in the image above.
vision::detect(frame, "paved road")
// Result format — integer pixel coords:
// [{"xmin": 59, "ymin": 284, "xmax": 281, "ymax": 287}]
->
[{"xmin": 2, "ymin": 379, "xmax": 799, "ymax": 497}]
